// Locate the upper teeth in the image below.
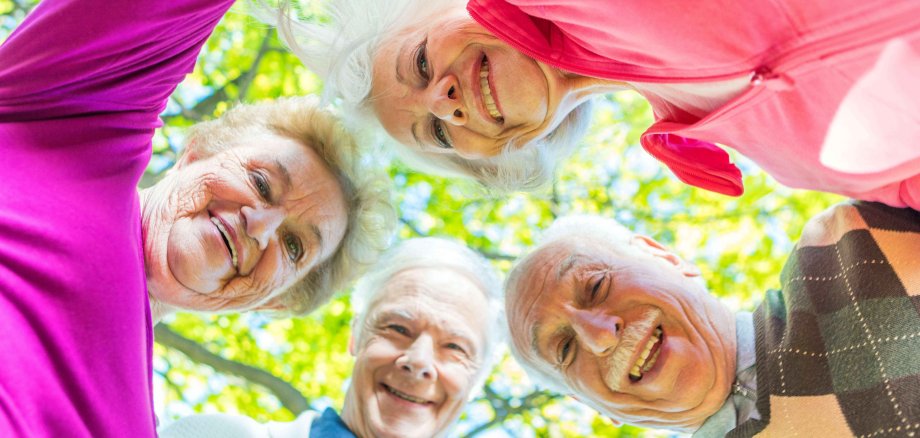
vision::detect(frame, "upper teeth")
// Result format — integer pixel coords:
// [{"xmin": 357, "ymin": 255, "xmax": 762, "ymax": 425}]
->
[
  {"xmin": 479, "ymin": 58, "xmax": 504, "ymax": 122},
  {"xmin": 629, "ymin": 327, "xmax": 662, "ymax": 379},
  {"xmin": 385, "ymin": 385, "xmax": 428, "ymax": 404},
  {"xmin": 210, "ymin": 217, "xmax": 238, "ymax": 268}
]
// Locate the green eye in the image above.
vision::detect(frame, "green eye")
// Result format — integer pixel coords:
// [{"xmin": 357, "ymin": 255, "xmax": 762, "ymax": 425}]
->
[{"xmin": 284, "ymin": 234, "xmax": 302, "ymax": 262}]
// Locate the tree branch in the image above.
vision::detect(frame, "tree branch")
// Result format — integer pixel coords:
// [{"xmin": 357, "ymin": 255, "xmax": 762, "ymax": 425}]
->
[{"xmin": 154, "ymin": 323, "xmax": 310, "ymax": 415}]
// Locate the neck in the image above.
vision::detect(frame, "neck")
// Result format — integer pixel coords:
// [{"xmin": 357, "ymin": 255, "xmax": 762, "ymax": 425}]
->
[
  {"xmin": 139, "ymin": 182, "xmax": 177, "ymax": 325},
  {"xmin": 340, "ymin": 387, "xmax": 370, "ymax": 438},
  {"xmin": 563, "ymin": 73, "xmax": 630, "ymax": 99}
]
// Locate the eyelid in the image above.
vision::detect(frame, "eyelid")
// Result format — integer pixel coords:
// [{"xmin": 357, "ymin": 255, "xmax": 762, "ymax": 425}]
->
[
  {"xmin": 415, "ymin": 38, "xmax": 429, "ymax": 81},
  {"xmin": 430, "ymin": 116, "xmax": 453, "ymax": 149},
  {"xmin": 251, "ymin": 171, "xmax": 272, "ymax": 201},
  {"xmin": 283, "ymin": 232, "xmax": 304, "ymax": 264}
]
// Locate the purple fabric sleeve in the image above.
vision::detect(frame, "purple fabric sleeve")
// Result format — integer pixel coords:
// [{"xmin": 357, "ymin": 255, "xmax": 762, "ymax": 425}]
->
[{"xmin": 0, "ymin": 0, "xmax": 234, "ymax": 436}]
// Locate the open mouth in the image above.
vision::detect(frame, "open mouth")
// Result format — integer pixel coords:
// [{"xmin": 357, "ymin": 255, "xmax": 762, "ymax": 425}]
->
[
  {"xmin": 629, "ymin": 326, "xmax": 663, "ymax": 382},
  {"xmin": 382, "ymin": 383, "xmax": 431, "ymax": 405},
  {"xmin": 478, "ymin": 56, "xmax": 504, "ymax": 124},
  {"xmin": 210, "ymin": 216, "xmax": 238, "ymax": 269}
]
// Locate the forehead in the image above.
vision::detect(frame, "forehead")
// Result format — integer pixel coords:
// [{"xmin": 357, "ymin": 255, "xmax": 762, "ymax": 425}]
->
[{"xmin": 370, "ymin": 268, "xmax": 490, "ymax": 338}]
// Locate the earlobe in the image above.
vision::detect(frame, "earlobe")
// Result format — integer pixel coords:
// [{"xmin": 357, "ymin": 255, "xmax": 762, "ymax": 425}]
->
[
  {"xmin": 174, "ymin": 143, "xmax": 199, "ymax": 169},
  {"xmin": 348, "ymin": 334, "xmax": 356, "ymax": 357}
]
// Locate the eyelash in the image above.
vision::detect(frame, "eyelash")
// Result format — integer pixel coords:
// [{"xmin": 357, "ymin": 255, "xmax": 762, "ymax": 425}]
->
[
  {"xmin": 251, "ymin": 171, "xmax": 271, "ymax": 201},
  {"xmin": 415, "ymin": 39, "xmax": 453, "ymax": 150},
  {"xmin": 251, "ymin": 171, "xmax": 303, "ymax": 263},
  {"xmin": 559, "ymin": 337, "xmax": 576, "ymax": 368},
  {"xmin": 388, "ymin": 324, "xmax": 410, "ymax": 336}
]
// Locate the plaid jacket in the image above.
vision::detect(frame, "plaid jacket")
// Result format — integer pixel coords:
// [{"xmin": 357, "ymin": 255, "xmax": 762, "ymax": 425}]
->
[{"xmin": 728, "ymin": 202, "xmax": 920, "ymax": 438}]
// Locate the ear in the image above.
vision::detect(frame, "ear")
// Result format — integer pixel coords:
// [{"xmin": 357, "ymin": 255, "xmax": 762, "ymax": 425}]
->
[
  {"xmin": 630, "ymin": 235, "xmax": 700, "ymax": 278},
  {"xmin": 173, "ymin": 141, "xmax": 200, "ymax": 169},
  {"xmin": 348, "ymin": 333, "xmax": 357, "ymax": 357}
]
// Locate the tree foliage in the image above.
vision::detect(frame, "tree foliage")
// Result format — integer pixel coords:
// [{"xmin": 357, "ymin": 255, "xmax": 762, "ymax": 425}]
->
[{"xmin": 2, "ymin": 2, "xmax": 843, "ymax": 437}]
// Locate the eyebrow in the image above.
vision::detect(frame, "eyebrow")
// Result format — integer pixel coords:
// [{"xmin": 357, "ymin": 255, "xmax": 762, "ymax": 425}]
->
[
  {"xmin": 273, "ymin": 159, "xmax": 292, "ymax": 191},
  {"xmin": 556, "ymin": 254, "xmax": 581, "ymax": 282},
  {"xmin": 309, "ymin": 223, "xmax": 323, "ymax": 261},
  {"xmin": 411, "ymin": 121, "xmax": 424, "ymax": 149}
]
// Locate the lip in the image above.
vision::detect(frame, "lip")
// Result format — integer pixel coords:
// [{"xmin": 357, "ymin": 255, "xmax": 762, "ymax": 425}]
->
[
  {"xmin": 380, "ymin": 383, "xmax": 434, "ymax": 409},
  {"xmin": 470, "ymin": 52, "xmax": 504, "ymax": 128},
  {"xmin": 626, "ymin": 325, "xmax": 665, "ymax": 385},
  {"xmin": 209, "ymin": 211, "xmax": 241, "ymax": 273}
]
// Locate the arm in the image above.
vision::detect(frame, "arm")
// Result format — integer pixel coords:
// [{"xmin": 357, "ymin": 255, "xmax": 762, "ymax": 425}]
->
[{"xmin": 0, "ymin": 0, "xmax": 236, "ymax": 121}]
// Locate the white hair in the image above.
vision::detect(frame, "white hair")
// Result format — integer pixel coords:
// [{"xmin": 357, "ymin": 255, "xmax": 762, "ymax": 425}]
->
[
  {"xmin": 350, "ymin": 237, "xmax": 505, "ymax": 390},
  {"xmin": 254, "ymin": 0, "xmax": 596, "ymax": 192},
  {"xmin": 504, "ymin": 215, "xmax": 637, "ymax": 393},
  {"xmin": 185, "ymin": 96, "xmax": 397, "ymax": 315}
]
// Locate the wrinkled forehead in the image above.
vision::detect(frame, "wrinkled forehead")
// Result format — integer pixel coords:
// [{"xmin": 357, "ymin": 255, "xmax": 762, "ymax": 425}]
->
[
  {"xmin": 367, "ymin": 267, "xmax": 490, "ymax": 336},
  {"xmin": 507, "ymin": 242, "xmax": 583, "ymax": 354}
]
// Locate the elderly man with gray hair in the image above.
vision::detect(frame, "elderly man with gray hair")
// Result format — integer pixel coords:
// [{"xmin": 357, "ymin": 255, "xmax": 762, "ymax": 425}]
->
[
  {"xmin": 160, "ymin": 237, "xmax": 504, "ymax": 437},
  {"xmin": 504, "ymin": 202, "xmax": 920, "ymax": 437}
]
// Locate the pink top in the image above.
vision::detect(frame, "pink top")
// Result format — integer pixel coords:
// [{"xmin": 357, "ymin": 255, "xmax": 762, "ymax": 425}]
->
[
  {"xmin": 0, "ymin": 0, "xmax": 233, "ymax": 435},
  {"xmin": 468, "ymin": 0, "xmax": 920, "ymax": 208}
]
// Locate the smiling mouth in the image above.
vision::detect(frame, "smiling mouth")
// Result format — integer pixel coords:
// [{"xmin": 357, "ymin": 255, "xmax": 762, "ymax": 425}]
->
[
  {"xmin": 478, "ymin": 56, "xmax": 504, "ymax": 123},
  {"xmin": 629, "ymin": 326, "xmax": 663, "ymax": 382},
  {"xmin": 382, "ymin": 383, "xmax": 431, "ymax": 405},
  {"xmin": 210, "ymin": 216, "xmax": 238, "ymax": 269}
]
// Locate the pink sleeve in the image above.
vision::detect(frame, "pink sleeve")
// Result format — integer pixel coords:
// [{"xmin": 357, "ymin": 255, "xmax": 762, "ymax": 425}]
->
[{"xmin": 0, "ymin": 0, "xmax": 236, "ymax": 121}]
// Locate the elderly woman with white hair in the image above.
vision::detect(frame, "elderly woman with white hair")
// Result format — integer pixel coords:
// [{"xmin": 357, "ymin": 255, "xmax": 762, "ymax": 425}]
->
[
  {"xmin": 267, "ymin": 0, "xmax": 920, "ymax": 209},
  {"xmin": 159, "ymin": 237, "xmax": 504, "ymax": 438},
  {"xmin": 0, "ymin": 0, "xmax": 393, "ymax": 435}
]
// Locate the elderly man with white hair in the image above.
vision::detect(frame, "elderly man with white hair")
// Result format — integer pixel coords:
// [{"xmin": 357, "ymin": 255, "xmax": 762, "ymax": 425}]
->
[
  {"xmin": 504, "ymin": 202, "xmax": 920, "ymax": 437},
  {"xmin": 160, "ymin": 237, "xmax": 504, "ymax": 437}
]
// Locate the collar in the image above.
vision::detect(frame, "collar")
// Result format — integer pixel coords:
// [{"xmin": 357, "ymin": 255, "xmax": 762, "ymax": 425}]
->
[
  {"xmin": 309, "ymin": 408, "xmax": 356, "ymax": 438},
  {"xmin": 692, "ymin": 312, "xmax": 759, "ymax": 437}
]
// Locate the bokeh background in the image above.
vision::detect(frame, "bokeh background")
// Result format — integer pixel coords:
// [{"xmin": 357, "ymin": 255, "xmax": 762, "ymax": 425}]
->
[{"xmin": 1, "ymin": 1, "xmax": 843, "ymax": 436}]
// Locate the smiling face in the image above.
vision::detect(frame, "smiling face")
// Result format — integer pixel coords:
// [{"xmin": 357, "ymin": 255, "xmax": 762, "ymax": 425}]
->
[
  {"xmin": 369, "ymin": 9, "xmax": 585, "ymax": 160},
  {"xmin": 343, "ymin": 267, "xmax": 489, "ymax": 438},
  {"xmin": 143, "ymin": 131, "xmax": 348, "ymax": 313},
  {"xmin": 507, "ymin": 236, "xmax": 736, "ymax": 432}
]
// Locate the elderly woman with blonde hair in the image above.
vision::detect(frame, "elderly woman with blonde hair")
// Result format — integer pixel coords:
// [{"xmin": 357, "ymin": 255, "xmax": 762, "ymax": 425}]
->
[
  {"xmin": 0, "ymin": 0, "xmax": 394, "ymax": 435},
  {"xmin": 159, "ymin": 237, "xmax": 504, "ymax": 437}
]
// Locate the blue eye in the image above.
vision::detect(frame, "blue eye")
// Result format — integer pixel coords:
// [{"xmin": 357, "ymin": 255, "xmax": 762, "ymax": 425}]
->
[{"xmin": 415, "ymin": 40, "xmax": 429, "ymax": 80}]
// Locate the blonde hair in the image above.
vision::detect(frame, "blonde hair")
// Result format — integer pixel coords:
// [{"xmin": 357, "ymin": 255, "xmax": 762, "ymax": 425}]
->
[{"xmin": 185, "ymin": 96, "xmax": 397, "ymax": 314}]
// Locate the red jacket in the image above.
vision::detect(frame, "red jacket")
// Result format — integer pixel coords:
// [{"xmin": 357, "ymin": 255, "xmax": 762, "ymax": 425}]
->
[{"xmin": 468, "ymin": 0, "xmax": 920, "ymax": 209}]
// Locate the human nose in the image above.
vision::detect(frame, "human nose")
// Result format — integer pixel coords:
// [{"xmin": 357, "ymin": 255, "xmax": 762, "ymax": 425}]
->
[
  {"xmin": 395, "ymin": 335, "xmax": 438, "ymax": 381},
  {"xmin": 241, "ymin": 205, "xmax": 284, "ymax": 250},
  {"xmin": 425, "ymin": 74, "xmax": 466, "ymax": 126},
  {"xmin": 570, "ymin": 308, "xmax": 623, "ymax": 357}
]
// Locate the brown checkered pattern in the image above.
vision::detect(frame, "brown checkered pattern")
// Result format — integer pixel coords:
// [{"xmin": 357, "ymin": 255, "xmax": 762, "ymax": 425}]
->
[{"xmin": 728, "ymin": 202, "xmax": 920, "ymax": 438}]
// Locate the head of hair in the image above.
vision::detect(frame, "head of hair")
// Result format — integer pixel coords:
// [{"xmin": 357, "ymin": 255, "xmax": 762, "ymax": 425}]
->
[
  {"xmin": 255, "ymin": 0, "xmax": 596, "ymax": 192},
  {"xmin": 504, "ymin": 215, "xmax": 637, "ymax": 393},
  {"xmin": 184, "ymin": 96, "xmax": 397, "ymax": 315},
  {"xmin": 350, "ymin": 237, "xmax": 505, "ymax": 390}
]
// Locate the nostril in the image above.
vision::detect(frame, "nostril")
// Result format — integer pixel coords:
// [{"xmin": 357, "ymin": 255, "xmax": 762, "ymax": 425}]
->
[
  {"xmin": 447, "ymin": 85, "xmax": 455, "ymax": 98},
  {"xmin": 615, "ymin": 322, "xmax": 622, "ymax": 332},
  {"xmin": 453, "ymin": 109, "xmax": 462, "ymax": 118}
]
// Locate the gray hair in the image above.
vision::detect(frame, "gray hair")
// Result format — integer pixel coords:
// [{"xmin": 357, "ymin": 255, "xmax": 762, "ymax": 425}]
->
[
  {"xmin": 256, "ymin": 0, "xmax": 596, "ymax": 192},
  {"xmin": 350, "ymin": 237, "xmax": 505, "ymax": 389},
  {"xmin": 505, "ymin": 215, "xmax": 636, "ymax": 393},
  {"xmin": 185, "ymin": 96, "xmax": 397, "ymax": 315}
]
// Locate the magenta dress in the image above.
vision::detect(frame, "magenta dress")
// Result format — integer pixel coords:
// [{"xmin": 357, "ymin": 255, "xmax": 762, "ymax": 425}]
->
[{"xmin": 0, "ymin": 0, "xmax": 234, "ymax": 435}]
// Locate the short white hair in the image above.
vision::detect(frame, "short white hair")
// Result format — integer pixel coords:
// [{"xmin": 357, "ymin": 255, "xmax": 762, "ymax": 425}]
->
[
  {"xmin": 350, "ymin": 237, "xmax": 504, "ymax": 389},
  {"xmin": 504, "ymin": 215, "xmax": 637, "ymax": 393},
  {"xmin": 256, "ymin": 0, "xmax": 596, "ymax": 192},
  {"xmin": 185, "ymin": 96, "xmax": 397, "ymax": 315}
]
